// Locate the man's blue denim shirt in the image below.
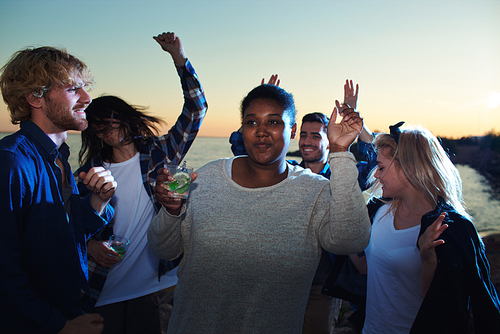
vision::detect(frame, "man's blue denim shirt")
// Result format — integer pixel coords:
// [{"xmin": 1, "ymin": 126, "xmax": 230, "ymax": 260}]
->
[{"xmin": 0, "ymin": 120, "xmax": 113, "ymax": 333}]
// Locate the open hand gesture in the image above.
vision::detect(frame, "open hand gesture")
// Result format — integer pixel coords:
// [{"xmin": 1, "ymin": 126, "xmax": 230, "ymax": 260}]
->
[
  {"xmin": 327, "ymin": 100, "xmax": 363, "ymax": 152},
  {"xmin": 419, "ymin": 212, "xmax": 448, "ymax": 295},
  {"xmin": 342, "ymin": 79, "xmax": 359, "ymax": 113},
  {"xmin": 419, "ymin": 213, "xmax": 449, "ymax": 263},
  {"xmin": 261, "ymin": 74, "xmax": 280, "ymax": 86}
]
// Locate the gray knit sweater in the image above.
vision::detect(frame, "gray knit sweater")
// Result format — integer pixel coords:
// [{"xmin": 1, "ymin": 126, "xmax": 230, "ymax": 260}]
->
[{"xmin": 148, "ymin": 152, "xmax": 371, "ymax": 334}]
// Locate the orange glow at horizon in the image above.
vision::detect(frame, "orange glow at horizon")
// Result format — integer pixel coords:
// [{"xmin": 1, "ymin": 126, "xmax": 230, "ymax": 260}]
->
[{"xmin": 1, "ymin": 1, "xmax": 498, "ymax": 140}]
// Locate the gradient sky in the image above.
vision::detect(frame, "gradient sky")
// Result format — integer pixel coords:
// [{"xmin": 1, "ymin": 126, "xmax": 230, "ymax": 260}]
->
[{"xmin": 1, "ymin": 0, "xmax": 499, "ymax": 138}]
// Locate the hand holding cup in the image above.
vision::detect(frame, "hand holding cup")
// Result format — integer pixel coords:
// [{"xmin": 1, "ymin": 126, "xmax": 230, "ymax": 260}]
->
[
  {"xmin": 154, "ymin": 164, "xmax": 197, "ymax": 215},
  {"xmin": 108, "ymin": 235, "xmax": 130, "ymax": 260}
]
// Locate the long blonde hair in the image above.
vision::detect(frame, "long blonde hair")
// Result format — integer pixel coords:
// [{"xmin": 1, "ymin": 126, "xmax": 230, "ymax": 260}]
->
[{"xmin": 369, "ymin": 124, "xmax": 471, "ymax": 220}]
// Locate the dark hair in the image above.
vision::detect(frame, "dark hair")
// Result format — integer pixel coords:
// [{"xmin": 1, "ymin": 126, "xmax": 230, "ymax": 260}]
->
[
  {"xmin": 240, "ymin": 84, "xmax": 296, "ymax": 126},
  {"xmin": 79, "ymin": 95, "xmax": 164, "ymax": 165},
  {"xmin": 302, "ymin": 112, "xmax": 329, "ymax": 127}
]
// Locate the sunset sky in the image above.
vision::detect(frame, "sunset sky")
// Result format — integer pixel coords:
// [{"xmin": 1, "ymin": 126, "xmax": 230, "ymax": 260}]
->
[{"xmin": 1, "ymin": 0, "xmax": 499, "ymax": 138}]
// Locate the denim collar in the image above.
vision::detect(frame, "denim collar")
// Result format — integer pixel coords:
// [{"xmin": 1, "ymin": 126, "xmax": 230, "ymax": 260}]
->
[{"xmin": 20, "ymin": 120, "xmax": 71, "ymax": 161}]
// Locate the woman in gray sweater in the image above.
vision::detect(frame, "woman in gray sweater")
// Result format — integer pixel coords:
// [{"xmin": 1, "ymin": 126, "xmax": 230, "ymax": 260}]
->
[{"xmin": 148, "ymin": 84, "xmax": 371, "ymax": 334}]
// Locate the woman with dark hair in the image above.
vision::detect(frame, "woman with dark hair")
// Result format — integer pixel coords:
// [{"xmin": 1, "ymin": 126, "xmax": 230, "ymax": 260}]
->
[
  {"xmin": 147, "ymin": 83, "xmax": 371, "ymax": 333},
  {"xmin": 79, "ymin": 95, "xmax": 163, "ymax": 166},
  {"xmin": 76, "ymin": 31, "xmax": 207, "ymax": 334}
]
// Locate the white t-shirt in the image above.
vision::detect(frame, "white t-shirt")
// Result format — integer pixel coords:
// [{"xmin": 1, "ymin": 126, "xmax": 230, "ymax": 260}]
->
[
  {"xmin": 95, "ymin": 152, "xmax": 177, "ymax": 307},
  {"xmin": 363, "ymin": 204, "xmax": 423, "ymax": 334}
]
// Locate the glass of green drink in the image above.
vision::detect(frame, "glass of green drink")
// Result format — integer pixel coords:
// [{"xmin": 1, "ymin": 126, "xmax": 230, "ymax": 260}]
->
[
  {"xmin": 163, "ymin": 162, "xmax": 193, "ymax": 199},
  {"xmin": 108, "ymin": 235, "xmax": 130, "ymax": 260}
]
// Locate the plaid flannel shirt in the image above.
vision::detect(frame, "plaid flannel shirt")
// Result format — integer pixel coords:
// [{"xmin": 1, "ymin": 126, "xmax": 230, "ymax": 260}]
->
[{"xmin": 78, "ymin": 59, "xmax": 207, "ymax": 306}]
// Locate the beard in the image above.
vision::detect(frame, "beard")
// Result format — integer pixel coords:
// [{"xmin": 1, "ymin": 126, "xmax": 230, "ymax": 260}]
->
[
  {"xmin": 301, "ymin": 155, "xmax": 322, "ymax": 163},
  {"xmin": 45, "ymin": 96, "xmax": 88, "ymax": 132}
]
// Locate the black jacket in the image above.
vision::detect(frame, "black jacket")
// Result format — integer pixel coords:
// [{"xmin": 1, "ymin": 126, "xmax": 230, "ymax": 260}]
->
[
  {"xmin": 323, "ymin": 197, "xmax": 500, "ymax": 333},
  {"xmin": 410, "ymin": 198, "xmax": 500, "ymax": 333}
]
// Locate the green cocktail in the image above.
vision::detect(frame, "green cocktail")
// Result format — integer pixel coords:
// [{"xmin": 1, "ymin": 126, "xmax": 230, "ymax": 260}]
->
[
  {"xmin": 108, "ymin": 235, "xmax": 130, "ymax": 260},
  {"xmin": 110, "ymin": 243, "xmax": 127, "ymax": 259},
  {"xmin": 164, "ymin": 164, "xmax": 193, "ymax": 199}
]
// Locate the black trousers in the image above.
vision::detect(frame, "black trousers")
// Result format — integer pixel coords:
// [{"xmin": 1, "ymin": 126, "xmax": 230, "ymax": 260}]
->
[{"xmin": 94, "ymin": 286, "xmax": 175, "ymax": 334}]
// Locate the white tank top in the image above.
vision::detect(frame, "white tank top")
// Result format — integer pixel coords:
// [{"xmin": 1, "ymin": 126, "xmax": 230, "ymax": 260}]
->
[{"xmin": 363, "ymin": 204, "xmax": 423, "ymax": 334}]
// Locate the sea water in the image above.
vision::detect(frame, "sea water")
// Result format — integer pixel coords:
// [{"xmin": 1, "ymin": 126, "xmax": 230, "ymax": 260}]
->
[{"xmin": 2, "ymin": 132, "xmax": 499, "ymax": 235}]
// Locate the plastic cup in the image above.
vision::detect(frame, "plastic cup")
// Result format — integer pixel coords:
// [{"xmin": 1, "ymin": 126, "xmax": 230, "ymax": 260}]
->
[
  {"xmin": 108, "ymin": 235, "xmax": 130, "ymax": 259},
  {"xmin": 163, "ymin": 164, "xmax": 193, "ymax": 199}
]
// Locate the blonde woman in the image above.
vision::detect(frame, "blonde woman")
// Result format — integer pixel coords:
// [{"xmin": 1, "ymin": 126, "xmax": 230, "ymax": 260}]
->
[{"xmin": 357, "ymin": 123, "xmax": 500, "ymax": 333}]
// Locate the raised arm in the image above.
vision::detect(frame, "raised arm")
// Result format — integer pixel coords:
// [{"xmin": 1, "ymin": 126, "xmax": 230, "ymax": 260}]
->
[
  {"xmin": 337, "ymin": 80, "xmax": 377, "ymax": 189},
  {"xmin": 327, "ymin": 102, "xmax": 363, "ymax": 153},
  {"xmin": 318, "ymin": 103, "xmax": 370, "ymax": 254},
  {"xmin": 153, "ymin": 31, "xmax": 187, "ymax": 66},
  {"xmin": 152, "ymin": 31, "xmax": 208, "ymax": 165},
  {"xmin": 340, "ymin": 79, "xmax": 373, "ymax": 143},
  {"xmin": 342, "ymin": 79, "xmax": 359, "ymax": 111}
]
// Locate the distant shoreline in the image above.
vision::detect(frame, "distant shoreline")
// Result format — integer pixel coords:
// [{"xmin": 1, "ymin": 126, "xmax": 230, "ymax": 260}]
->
[
  {"xmin": 291, "ymin": 142, "xmax": 500, "ymax": 194},
  {"xmin": 449, "ymin": 145, "xmax": 500, "ymax": 200}
]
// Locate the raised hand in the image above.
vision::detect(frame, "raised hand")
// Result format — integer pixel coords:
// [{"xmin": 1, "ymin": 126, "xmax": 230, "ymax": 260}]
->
[
  {"xmin": 153, "ymin": 31, "xmax": 187, "ymax": 66},
  {"xmin": 261, "ymin": 74, "xmax": 280, "ymax": 86},
  {"xmin": 342, "ymin": 79, "xmax": 359, "ymax": 113},
  {"xmin": 327, "ymin": 100, "xmax": 363, "ymax": 152}
]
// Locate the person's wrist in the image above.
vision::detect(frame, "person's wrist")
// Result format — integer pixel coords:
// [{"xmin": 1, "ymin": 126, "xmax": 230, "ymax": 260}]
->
[
  {"xmin": 87, "ymin": 239, "xmax": 98, "ymax": 258},
  {"xmin": 163, "ymin": 203, "xmax": 182, "ymax": 216},
  {"xmin": 329, "ymin": 144, "xmax": 349, "ymax": 153},
  {"xmin": 171, "ymin": 50, "xmax": 187, "ymax": 66},
  {"xmin": 173, "ymin": 58, "xmax": 187, "ymax": 67},
  {"xmin": 339, "ymin": 105, "xmax": 355, "ymax": 116},
  {"xmin": 421, "ymin": 253, "xmax": 438, "ymax": 263},
  {"xmin": 91, "ymin": 194, "xmax": 109, "ymax": 215},
  {"xmin": 358, "ymin": 130, "xmax": 373, "ymax": 143}
]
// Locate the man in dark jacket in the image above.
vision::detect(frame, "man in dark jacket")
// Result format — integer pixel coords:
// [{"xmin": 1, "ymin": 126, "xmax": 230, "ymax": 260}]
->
[{"xmin": 0, "ymin": 46, "xmax": 116, "ymax": 334}]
